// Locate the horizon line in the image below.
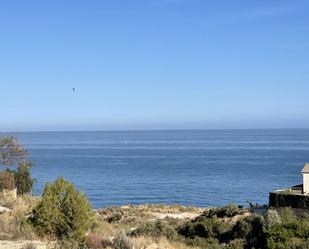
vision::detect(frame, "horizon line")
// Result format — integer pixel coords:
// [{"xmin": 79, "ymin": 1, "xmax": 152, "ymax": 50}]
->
[{"xmin": 1, "ymin": 127, "xmax": 309, "ymax": 133}]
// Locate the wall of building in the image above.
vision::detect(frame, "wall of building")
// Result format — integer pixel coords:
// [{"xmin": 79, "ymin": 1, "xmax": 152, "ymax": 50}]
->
[{"xmin": 303, "ymin": 173, "xmax": 309, "ymax": 194}]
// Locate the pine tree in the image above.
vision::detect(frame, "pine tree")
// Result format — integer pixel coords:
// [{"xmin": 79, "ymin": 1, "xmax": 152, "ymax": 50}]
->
[{"xmin": 29, "ymin": 177, "xmax": 92, "ymax": 244}]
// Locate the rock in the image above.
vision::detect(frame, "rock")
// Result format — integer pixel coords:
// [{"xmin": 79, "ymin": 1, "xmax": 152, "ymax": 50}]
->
[{"xmin": 0, "ymin": 206, "xmax": 10, "ymax": 213}]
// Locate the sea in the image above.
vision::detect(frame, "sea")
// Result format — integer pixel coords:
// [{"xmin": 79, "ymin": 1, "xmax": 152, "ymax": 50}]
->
[{"xmin": 1, "ymin": 129, "xmax": 309, "ymax": 208}]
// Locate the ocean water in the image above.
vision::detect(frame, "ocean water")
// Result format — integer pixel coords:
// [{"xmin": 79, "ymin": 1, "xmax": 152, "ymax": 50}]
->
[{"xmin": 1, "ymin": 129, "xmax": 309, "ymax": 208}]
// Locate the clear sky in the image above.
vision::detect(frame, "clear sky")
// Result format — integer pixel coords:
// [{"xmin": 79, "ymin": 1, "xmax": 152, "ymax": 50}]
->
[{"xmin": 1, "ymin": 0, "xmax": 308, "ymax": 131}]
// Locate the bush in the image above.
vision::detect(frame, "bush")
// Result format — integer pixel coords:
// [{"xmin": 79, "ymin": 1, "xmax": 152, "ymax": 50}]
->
[
  {"xmin": 86, "ymin": 233, "xmax": 113, "ymax": 249},
  {"xmin": 196, "ymin": 204, "xmax": 241, "ymax": 221},
  {"xmin": 232, "ymin": 219, "xmax": 252, "ymax": 239},
  {"xmin": 226, "ymin": 239, "xmax": 246, "ymax": 249},
  {"xmin": 178, "ymin": 217, "xmax": 231, "ymax": 241},
  {"xmin": 29, "ymin": 177, "xmax": 92, "ymax": 244},
  {"xmin": 130, "ymin": 220, "xmax": 179, "ymax": 240},
  {"xmin": 14, "ymin": 161, "xmax": 35, "ymax": 195},
  {"xmin": 185, "ymin": 237, "xmax": 222, "ymax": 249},
  {"xmin": 106, "ymin": 212, "xmax": 122, "ymax": 223},
  {"xmin": 264, "ymin": 210, "xmax": 282, "ymax": 230},
  {"xmin": 114, "ymin": 231, "xmax": 133, "ymax": 249}
]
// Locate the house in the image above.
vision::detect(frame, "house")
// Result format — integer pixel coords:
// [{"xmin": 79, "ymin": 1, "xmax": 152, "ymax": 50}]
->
[{"xmin": 269, "ymin": 163, "xmax": 309, "ymax": 209}]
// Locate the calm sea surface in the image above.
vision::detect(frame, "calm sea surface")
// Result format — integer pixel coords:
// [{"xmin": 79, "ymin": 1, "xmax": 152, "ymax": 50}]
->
[{"xmin": 1, "ymin": 129, "xmax": 309, "ymax": 208}]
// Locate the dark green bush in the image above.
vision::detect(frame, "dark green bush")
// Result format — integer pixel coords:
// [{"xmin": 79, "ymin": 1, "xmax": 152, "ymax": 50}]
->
[
  {"xmin": 230, "ymin": 215, "xmax": 265, "ymax": 248},
  {"xmin": 232, "ymin": 219, "xmax": 252, "ymax": 239},
  {"xmin": 185, "ymin": 237, "xmax": 222, "ymax": 249},
  {"xmin": 14, "ymin": 161, "xmax": 35, "ymax": 195},
  {"xmin": 29, "ymin": 177, "xmax": 92, "ymax": 244},
  {"xmin": 178, "ymin": 217, "xmax": 231, "ymax": 241},
  {"xmin": 196, "ymin": 204, "xmax": 241, "ymax": 221},
  {"xmin": 130, "ymin": 220, "xmax": 178, "ymax": 240},
  {"xmin": 106, "ymin": 212, "xmax": 122, "ymax": 223}
]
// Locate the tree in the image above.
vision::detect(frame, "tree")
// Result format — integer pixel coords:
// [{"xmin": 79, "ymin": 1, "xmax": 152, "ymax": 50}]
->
[
  {"xmin": 0, "ymin": 136, "xmax": 27, "ymax": 166},
  {"xmin": 14, "ymin": 161, "xmax": 35, "ymax": 195},
  {"xmin": 29, "ymin": 177, "xmax": 92, "ymax": 244},
  {"xmin": 0, "ymin": 137, "xmax": 34, "ymax": 194}
]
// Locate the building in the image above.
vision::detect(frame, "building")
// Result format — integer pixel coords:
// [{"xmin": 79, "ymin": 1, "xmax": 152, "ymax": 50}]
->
[
  {"xmin": 269, "ymin": 163, "xmax": 309, "ymax": 209},
  {"xmin": 302, "ymin": 163, "xmax": 309, "ymax": 194}
]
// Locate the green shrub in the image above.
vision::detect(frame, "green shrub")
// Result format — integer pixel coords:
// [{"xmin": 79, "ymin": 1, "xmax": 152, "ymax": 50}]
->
[
  {"xmin": 130, "ymin": 220, "xmax": 178, "ymax": 240},
  {"xmin": 29, "ymin": 177, "xmax": 92, "ymax": 244},
  {"xmin": 264, "ymin": 210, "xmax": 282, "ymax": 230},
  {"xmin": 196, "ymin": 204, "xmax": 241, "ymax": 221},
  {"xmin": 185, "ymin": 237, "xmax": 222, "ymax": 249},
  {"xmin": 226, "ymin": 239, "xmax": 245, "ymax": 249},
  {"xmin": 232, "ymin": 219, "xmax": 252, "ymax": 239},
  {"xmin": 178, "ymin": 217, "xmax": 231, "ymax": 241},
  {"xmin": 265, "ymin": 218, "xmax": 309, "ymax": 249},
  {"xmin": 14, "ymin": 161, "xmax": 35, "ymax": 195},
  {"xmin": 278, "ymin": 207, "xmax": 296, "ymax": 224},
  {"xmin": 106, "ymin": 212, "xmax": 122, "ymax": 223}
]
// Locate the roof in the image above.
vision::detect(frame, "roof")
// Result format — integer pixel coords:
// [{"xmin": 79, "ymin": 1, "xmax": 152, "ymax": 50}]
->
[{"xmin": 301, "ymin": 163, "xmax": 309, "ymax": 173}]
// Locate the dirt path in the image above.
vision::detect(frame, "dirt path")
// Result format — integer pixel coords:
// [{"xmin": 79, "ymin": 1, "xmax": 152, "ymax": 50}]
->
[
  {"xmin": 0, "ymin": 240, "xmax": 46, "ymax": 249},
  {"xmin": 150, "ymin": 211, "xmax": 200, "ymax": 220}
]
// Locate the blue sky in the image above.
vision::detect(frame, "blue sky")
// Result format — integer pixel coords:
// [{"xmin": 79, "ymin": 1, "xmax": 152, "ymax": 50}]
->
[{"xmin": 1, "ymin": 0, "xmax": 308, "ymax": 131}]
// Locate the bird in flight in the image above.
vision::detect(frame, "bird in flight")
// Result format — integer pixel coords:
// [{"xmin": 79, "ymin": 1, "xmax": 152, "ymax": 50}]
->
[{"xmin": 72, "ymin": 88, "xmax": 75, "ymax": 91}]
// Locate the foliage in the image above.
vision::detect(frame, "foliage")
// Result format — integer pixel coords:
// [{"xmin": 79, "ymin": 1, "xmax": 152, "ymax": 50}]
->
[
  {"xmin": 114, "ymin": 231, "xmax": 133, "ymax": 249},
  {"xmin": 178, "ymin": 216, "xmax": 231, "ymax": 241},
  {"xmin": 226, "ymin": 239, "xmax": 246, "ymax": 249},
  {"xmin": 0, "ymin": 136, "xmax": 27, "ymax": 166},
  {"xmin": 178, "ymin": 206, "xmax": 266, "ymax": 249},
  {"xmin": 232, "ymin": 219, "xmax": 252, "ymax": 239},
  {"xmin": 185, "ymin": 237, "xmax": 222, "ymax": 249},
  {"xmin": 265, "ymin": 208, "xmax": 309, "ymax": 249},
  {"xmin": 0, "ymin": 136, "xmax": 33, "ymax": 195},
  {"xmin": 14, "ymin": 161, "xmax": 35, "ymax": 195},
  {"xmin": 264, "ymin": 209, "xmax": 282, "ymax": 230},
  {"xmin": 130, "ymin": 220, "xmax": 179, "ymax": 240},
  {"xmin": 51, "ymin": 239, "xmax": 82, "ymax": 249},
  {"xmin": 106, "ymin": 212, "xmax": 122, "ymax": 223},
  {"xmin": 196, "ymin": 204, "xmax": 241, "ymax": 221},
  {"xmin": 29, "ymin": 177, "xmax": 92, "ymax": 244}
]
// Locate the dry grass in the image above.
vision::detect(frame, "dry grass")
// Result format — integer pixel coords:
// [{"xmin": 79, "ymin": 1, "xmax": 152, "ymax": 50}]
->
[
  {"xmin": 97, "ymin": 204, "xmax": 204, "ymax": 227},
  {"xmin": 132, "ymin": 236, "xmax": 201, "ymax": 249},
  {"xmin": 0, "ymin": 195, "xmax": 39, "ymax": 240}
]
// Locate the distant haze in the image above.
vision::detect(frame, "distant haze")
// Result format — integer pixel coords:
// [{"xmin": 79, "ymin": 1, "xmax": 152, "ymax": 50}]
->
[{"xmin": 1, "ymin": 0, "xmax": 309, "ymax": 131}]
